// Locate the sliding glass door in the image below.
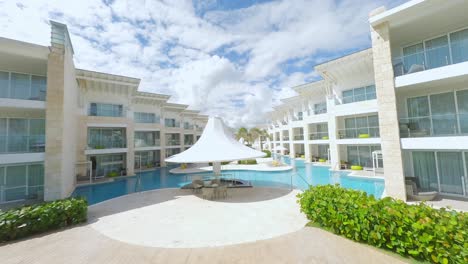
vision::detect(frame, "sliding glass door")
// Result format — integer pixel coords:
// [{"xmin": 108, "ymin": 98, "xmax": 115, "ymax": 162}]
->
[
  {"xmin": 430, "ymin": 92, "xmax": 457, "ymax": 135},
  {"xmin": 412, "ymin": 152, "xmax": 438, "ymax": 192},
  {"xmin": 457, "ymin": 90, "xmax": 468, "ymax": 134},
  {"xmin": 437, "ymin": 152, "xmax": 464, "ymax": 195},
  {"xmin": 424, "ymin": 36, "xmax": 450, "ymax": 69},
  {"xmin": 412, "ymin": 151, "xmax": 467, "ymax": 196}
]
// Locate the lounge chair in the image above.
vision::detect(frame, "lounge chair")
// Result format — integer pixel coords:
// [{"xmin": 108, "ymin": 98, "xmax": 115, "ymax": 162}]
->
[
  {"xmin": 405, "ymin": 180, "xmax": 438, "ymax": 201},
  {"xmin": 202, "ymin": 187, "xmax": 214, "ymax": 200},
  {"xmin": 215, "ymin": 186, "xmax": 228, "ymax": 199},
  {"xmin": 192, "ymin": 179, "xmax": 203, "ymax": 193}
]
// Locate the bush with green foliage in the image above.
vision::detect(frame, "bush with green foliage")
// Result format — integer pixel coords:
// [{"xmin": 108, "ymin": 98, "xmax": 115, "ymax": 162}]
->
[
  {"xmin": 208, "ymin": 162, "xmax": 231, "ymax": 166},
  {"xmin": 263, "ymin": 150, "xmax": 271, "ymax": 158},
  {"xmin": 237, "ymin": 159, "xmax": 257, "ymax": 165},
  {"xmin": 297, "ymin": 185, "xmax": 468, "ymax": 264},
  {"xmin": 0, "ymin": 198, "xmax": 87, "ymax": 242},
  {"xmin": 106, "ymin": 171, "xmax": 119, "ymax": 177}
]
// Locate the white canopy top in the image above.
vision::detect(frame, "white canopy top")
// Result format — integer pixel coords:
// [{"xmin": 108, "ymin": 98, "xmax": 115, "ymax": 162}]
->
[{"xmin": 165, "ymin": 117, "xmax": 266, "ymax": 163}]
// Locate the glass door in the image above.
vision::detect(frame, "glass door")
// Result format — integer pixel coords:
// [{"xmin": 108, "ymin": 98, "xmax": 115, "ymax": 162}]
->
[
  {"xmin": 425, "ymin": 35, "xmax": 450, "ymax": 69},
  {"xmin": 412, "ymin": 152, "xmax": 438, "ymax": 192},
  {"xmin": 437, "ymin": 152, "xmax": 464, "ymax": 195},
  {"xmin": 430, "ymin": 92, "xmax": 457, "ymax": 135}
]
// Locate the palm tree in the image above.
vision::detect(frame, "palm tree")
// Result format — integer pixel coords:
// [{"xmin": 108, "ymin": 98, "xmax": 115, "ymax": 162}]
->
[{"xmin": 236, "ymin": 127, "xmax": 249, "ymax": 144}]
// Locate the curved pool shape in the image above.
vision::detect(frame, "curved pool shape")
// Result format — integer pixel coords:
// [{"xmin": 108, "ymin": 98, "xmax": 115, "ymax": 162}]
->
[{"xmin": 73, "ymin": 158, "xmax": 385, "ymax": 205}]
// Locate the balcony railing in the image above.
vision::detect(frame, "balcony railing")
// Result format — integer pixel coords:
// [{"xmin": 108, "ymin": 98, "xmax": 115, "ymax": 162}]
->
[
  {"xmin": 134, "ymin": 139, "xmax": 161, "ymax": 148},
  {"xmin": 309, "ymin": 132, "xmax": 329, "ymax": 140},
  {"xmin": 88, "ymin": 137, "xmax": 126, "ymax": 149},
  {"xmin": 165, "ymin": 122, "xmax": 180, "ymax": 128},
  {"xmin": 166, "ymin": 139, "xmax": 180, "ymax": 146},
  {"xmin": 184, "ymin": 124, "xmax": 194, "ymax": 130},
  {"xmin": 293, "ymin": 134, "xmax": 304, "ymax": 140},
  {"xmin": 282, "ymin": 136, "xmax": 289, "ymax": 141},
  {"xmin": 399, "ymin": 114, "xmax": 468, "ymax": 138},
  {"xmin": 0, "ymin": 135, "xmax": 45, "ymax": 153},
  {"xmin": 338, "ymin": 127, "xmax": 380, "ymax": 139},
  {"xmin": 393, "ymin": 41, "xmax": 468, "ymax": 77},
  {"xmin": 184, "ymin": 140, "xmax": 194, "ymax": 145}
]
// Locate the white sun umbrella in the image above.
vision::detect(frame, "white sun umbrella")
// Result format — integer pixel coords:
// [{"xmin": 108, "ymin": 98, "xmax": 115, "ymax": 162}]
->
[{"xmin": 165, "ymin": 116, "xmax": 266, "ymax": 175}]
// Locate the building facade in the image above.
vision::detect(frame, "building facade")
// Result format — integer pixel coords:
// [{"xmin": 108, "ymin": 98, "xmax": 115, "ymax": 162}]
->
[
  {"xmin": 0, "ymin": 22, "xmax": 207, "ymax": 204},
  {"xmin": 267, "ymin": 0, "xmax": 468, "ymax": 201}
]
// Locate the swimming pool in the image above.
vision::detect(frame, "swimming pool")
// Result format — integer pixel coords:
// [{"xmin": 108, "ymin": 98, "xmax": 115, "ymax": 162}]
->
[{"xmin": 73, "ymin": 156, "xmax": 385, "ymax": 205}]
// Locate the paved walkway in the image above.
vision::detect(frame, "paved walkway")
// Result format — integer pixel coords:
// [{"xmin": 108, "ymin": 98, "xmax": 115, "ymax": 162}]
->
[{"xmin": 0, "ymin": 188, "xmax": 407, "ymax": 264}]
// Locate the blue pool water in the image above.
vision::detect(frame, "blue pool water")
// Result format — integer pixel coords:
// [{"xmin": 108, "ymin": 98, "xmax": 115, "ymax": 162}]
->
[{"xmin": 73, "ymin": 155, "xmax": 385, "ymax": 205}]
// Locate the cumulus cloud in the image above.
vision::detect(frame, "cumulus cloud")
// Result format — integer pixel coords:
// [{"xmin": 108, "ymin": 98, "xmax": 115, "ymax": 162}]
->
[{"xmin": 0, "ymin": 0, "xmax": 407, "ymax": 127}]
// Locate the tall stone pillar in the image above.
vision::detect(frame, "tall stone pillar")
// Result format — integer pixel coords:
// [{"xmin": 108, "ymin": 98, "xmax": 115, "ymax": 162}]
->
[
  {"xmin": 326, "ymin": 91, "xmax": 340, "ymax": 168},
  {"xmin": 304, "ymin": 124, "xmax": 311, "ymax": 162},
  {"xmin": 370, "ymin": 20, "xmax": 406, "ymax": 200},
  {"xmin": 289, "ymin": 127, "xmax": 295, "ymax": 158},
  {"xmin": 44, "ymin": 22, "xmax": 78, "ymax": 201},
  {"xmin": 126, "ymin": 122, "xmax": 135, "ymax": 176}
]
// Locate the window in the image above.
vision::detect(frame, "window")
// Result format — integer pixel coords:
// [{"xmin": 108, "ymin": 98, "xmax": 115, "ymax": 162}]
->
[
  {"xmin": 94, "ymin": 154, "xmax": 125, "ymax": 177},
  {"xmin": 0, "ymin": 71, "xmax": 8, "ymax": 98},
  {"xmin": 425, "ymin": 35, "xmax": 450, "ymax": 69},
  {"xmin": 134, "ymin": 112, "xmax": 158, "ymax": 123},
  {"xmin": 0, "ymin": 71, "xmax": 47, "ymax": 101},
  {"xmin": 134, "ymin": 131, "xmax": 159, "ymax": 147},
  {"xmin": 457, "ymin": 90, "xmax": 468, "ymax": 133},
  {"xmin": 347, "ymin": 146, "xmax": 381, "ymax": 167},
  {"xmin": 450, "ymin": 28, "xmax": 468, "ymax": 64},
  {"xmin": 10, "ymin": 73, "xmax": 30, "ymax": 100},
  {"xmin": 0, "ymin": 163, "xmax": 44, "ymax": 203},
  {"xmin": 88, "ymin": 128, "xmax": 126, "ymax": 148},
  {"xmin": 314, "ymin": 102, "xmax": 327, "ymax": 115},
  {"xmin": 165, "ymin": 118, "xmax": 178, "ymax": 128},
  {"xmin": 89, "ymin": 103, "xmax": 123, "ymax": 117},
  {"xmin": 342, "ymin": 85, "xmax": 376, "ymax": 104},
  {"xmin": 135, "ymin": 151, "xmax": 160, "ymax": 169},
  {"xmin": 343, "ymin": 115, "xmax": 379, "ymax": 138}
]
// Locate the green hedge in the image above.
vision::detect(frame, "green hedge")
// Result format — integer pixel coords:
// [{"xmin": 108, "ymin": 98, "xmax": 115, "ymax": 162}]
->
[
  {"xmin": 297, "ymin": 185, "xmax": 468, "ymax": 264},
  {"xmin": 263, "ymin": 150, "xmax": 271, "ymax": 158},
  {"xmin": 237, "ymin": 159, "xmax": 257, "ymax": 165},
  {"xmin": 0, "ymin": 198, "xmax": 87, "ymax": 242}
]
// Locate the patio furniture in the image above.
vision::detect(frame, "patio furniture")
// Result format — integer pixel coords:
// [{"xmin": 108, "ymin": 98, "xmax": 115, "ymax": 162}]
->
[
  {"xmin": 351, "ymin": 165, "xmax": 363, "ymax": 170},
  {"xmin": 215, "ymin": 185, "xmax": 228, "ymax": 199},
  {"xmin": 202, "ymin": 187, "xmax": 214, "ymax": 200},
  {"xmin": 340, "ymin": 161, "xmax": 349, "ymax": 170},
  {"xmin": 192, "ymin": 179, "xmax": 203, "ymax": 193},
  {"xmin": 405, "ymin": 180, "xmax": 438, "ymax": 201}
]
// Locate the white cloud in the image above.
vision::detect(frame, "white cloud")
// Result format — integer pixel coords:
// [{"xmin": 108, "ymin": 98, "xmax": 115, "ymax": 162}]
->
[{"xmin": 0, "ymin": 0, "xmax": 406, "ymax": 127}]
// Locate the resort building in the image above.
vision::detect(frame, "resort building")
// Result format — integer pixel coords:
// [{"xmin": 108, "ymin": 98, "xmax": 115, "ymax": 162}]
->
[
  {"xmin": 267, "ymin": 0, "xmax": 468, "ymax": 201},
  {"xmin": 0, "ymin": 22, "xmax": 208, "ymax": 204}
]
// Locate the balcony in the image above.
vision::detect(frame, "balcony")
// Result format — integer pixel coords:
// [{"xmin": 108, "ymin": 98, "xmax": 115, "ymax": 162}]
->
[
  {"xmin": 0, "ymin": 71, "xmax": 47, "ymax": 101},
  {"xmin": 88, "ymin": 128, "xmax": 126, "ymax": 149},
  {"xmin": 293, "ymin": 134, "xmax": 304, "ymax": 140},
  {"xmin": 399, "ymin": 114, "xmax": 468, "ymax": 138},
  {"xmin": 338, "ymin": 127, "xmax": 380, "ymax": 139},
  {"xmin": 282, "ymin": 136, "xmax": 289, "ymax": 141},
  {"xmin": 309, "ymin": 132, "xmax": 329, "ymax": 140},
  {"xmin": 184, "ymin": 124, "xmax": 194, "ymax": 130},
  {"xmin": 134, "ymin": 139, "xmax": 160, "ymax": 148},
  {"xmin": 0, "ymin": 135, "xmax": 45, "ymax": 153},
  {"xmin": 393, "ymin": 33, "xmax": 468, "ymax": 77},
  {"xmin": 166, "ymin": 139, "xmax": 180, "ymax": 146}
]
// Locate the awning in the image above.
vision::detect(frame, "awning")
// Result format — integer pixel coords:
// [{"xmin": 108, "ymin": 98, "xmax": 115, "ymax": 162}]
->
[{"xmin": 165, "ymin": 117, "xmax": 266, "ymax": 163}]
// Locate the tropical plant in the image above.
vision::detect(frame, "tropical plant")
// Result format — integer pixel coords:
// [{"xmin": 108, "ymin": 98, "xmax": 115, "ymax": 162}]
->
[
  {"xmin": 297, "ymin": 185, "xmax": 468, "ymax": 264},
  {"xmin": 0, "ymin": 198, "xmax": 88, "ymax": 242}
]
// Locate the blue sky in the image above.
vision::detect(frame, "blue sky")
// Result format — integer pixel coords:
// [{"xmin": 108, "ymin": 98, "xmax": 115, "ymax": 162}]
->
[{"xmin": 0, "ymin": 0, "xmax": 406, "ymax": 127}]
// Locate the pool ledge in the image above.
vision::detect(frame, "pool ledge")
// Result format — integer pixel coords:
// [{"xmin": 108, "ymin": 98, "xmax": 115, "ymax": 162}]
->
[{"xmin": 169, "ymin": 164, "xmax": 293, "ymax": 174}]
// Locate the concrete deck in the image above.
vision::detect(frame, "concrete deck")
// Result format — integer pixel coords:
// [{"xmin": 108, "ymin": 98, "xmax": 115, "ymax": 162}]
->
[
  {"xmin": 88, "ymin": 188, "xmax": 307, "ymax": 248},
  {"xmin": 0, "ymin": 188, "xmax": 408, "ymax": 264}
]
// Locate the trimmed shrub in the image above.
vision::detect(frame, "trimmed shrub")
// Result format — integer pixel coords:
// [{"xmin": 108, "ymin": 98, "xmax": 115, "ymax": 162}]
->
[
  {"xmin": 297, "ymin": 185, "xmax": 468, "ymax": 264},
  {"xmin": 237, "ymin": 160, "xmax": 257, "ymax": 165},
  {"xmin": 263, "ymin": 150, "xmax": 271, "ymax": 158},
  {"xmin": 0, "ymin": 198, "xmax": 88, "ymax": 242}
]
